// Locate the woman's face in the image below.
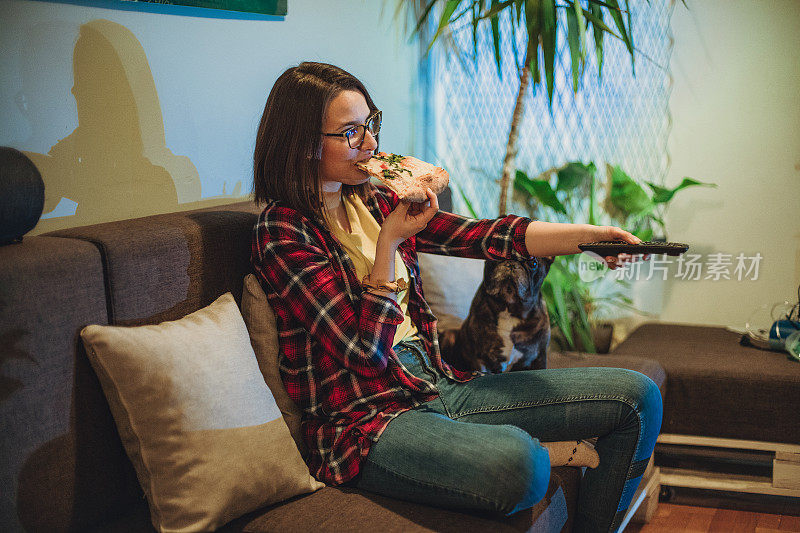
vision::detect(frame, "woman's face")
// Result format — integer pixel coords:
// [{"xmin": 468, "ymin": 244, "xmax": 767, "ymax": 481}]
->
[{"xmin": 318, "ymin": 90, "xmax": 377, "ymax": 187}]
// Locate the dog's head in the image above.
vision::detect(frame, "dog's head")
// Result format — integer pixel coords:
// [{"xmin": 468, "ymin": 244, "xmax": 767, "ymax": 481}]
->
[{"xmin": 483, "ymin": 256, "xmax": 553, "ymax": 306}]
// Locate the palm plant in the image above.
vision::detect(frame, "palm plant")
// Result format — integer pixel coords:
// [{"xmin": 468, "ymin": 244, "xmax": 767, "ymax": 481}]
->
[
  {"xmin": 407, "ymin": 0, "xmax": 642, "ymax": 216},
  {"xmin": 402, "ymin": 1, "xmax": 697, "ymax": 352}
]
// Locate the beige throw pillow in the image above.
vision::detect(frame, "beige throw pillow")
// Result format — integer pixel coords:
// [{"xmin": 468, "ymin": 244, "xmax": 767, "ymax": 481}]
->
[
  {"xmin": 417, "ymin": 253, "xmax": 485, "ymax": 320},
  {"xmin": 240, "ymin": 274, "xmax": 307, "ymax": 456},
  {"xmin": 80, "ymin": 292, "xmax": 324, "ymax": 533}
]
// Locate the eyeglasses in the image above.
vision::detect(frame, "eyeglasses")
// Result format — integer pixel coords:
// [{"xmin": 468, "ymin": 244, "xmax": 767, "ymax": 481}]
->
[{"xmin": 321, "ymin": 110, "xmax": 381, "ymax": 149}]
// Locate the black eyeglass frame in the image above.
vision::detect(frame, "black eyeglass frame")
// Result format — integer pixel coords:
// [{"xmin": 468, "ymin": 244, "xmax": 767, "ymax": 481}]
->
[{"xmin": 321, "ymin": 110, "xmax": 382, "ymax": 149}]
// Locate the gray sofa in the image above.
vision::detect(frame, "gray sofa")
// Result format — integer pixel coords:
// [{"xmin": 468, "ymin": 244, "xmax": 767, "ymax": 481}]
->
[{"xmin": 0, "ymin": 197, "xmax": 666, "ymax": 532}]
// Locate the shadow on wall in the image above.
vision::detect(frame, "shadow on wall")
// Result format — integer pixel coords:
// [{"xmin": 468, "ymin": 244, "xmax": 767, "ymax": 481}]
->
[{"xmin": 24, "ymin": 19, "xmax": 242, "ymax": 235}]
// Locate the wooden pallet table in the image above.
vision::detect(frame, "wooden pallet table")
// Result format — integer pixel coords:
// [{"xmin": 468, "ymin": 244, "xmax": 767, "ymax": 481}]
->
[{"xmin": 656, "ymin": 434, "xmax": 800, "ymax": 498}]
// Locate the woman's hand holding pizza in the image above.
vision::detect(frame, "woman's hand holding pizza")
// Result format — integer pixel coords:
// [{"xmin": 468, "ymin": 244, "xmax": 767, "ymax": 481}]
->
[{"xmin": 378, "ymin": 188, "xmax": 439, "ymax": 248}]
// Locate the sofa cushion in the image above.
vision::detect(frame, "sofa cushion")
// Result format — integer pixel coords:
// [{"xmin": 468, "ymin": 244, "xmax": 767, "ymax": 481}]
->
[
  {"xmin": 240, "ymin": 273, "xmax": 307, "ymax": 456},
  {"xmin": 80, "ymin": 292, "xmax": 324, "ymax": 532},
  {"xmin": 612, "ymin": 322, "xmax": 800, "ymax": 444},
  {"xmin": 215, "ymin": 466, "xmax": 579, "ymax": 532},
  {"xmin": 417, "ymin": 252, "xmax": 484, "ymax": 320},
  {"xmin": 47, "ymin": 201, "xmax": 262, "ymax": 326},
  {"xmin": 0, "ymin": 236, "xmax": 142, "ymax": 531},
  {"xmin": 97, "ymin": 464, "xmax": 580, "ymax": 533}
]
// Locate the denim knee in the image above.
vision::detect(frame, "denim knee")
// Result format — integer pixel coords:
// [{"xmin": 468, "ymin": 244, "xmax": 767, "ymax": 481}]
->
[
  {"xmin": 639, "ymin": 374, "xmax": 663, "ymax": 450},
  {"xmin": 491, "ymin": 426, "xmax": 551, "ymax": 516},
  {"xmin": 620, "ymin": 370, "xmax": 663, "ymax": 452}
]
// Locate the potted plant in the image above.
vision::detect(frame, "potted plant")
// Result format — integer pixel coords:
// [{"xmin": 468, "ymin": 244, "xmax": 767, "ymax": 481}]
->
[{"xmin": 513, "ymin": 162, "xmax": 715, "ymax": 351}]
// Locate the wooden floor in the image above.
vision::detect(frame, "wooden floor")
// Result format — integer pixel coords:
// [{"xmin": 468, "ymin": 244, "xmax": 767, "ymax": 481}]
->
[{"xmin": 626, "ymin": 503, "xmax": 800, "ymax": 532}]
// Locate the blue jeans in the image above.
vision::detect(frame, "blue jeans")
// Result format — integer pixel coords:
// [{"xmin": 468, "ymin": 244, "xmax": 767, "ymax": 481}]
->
[{"xmin": 350, "ymin": 339, "xmax": 663, "ymax": 533}]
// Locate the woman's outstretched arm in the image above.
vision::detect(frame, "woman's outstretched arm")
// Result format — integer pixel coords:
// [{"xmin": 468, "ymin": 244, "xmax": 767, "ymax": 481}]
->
[{"xmin": 523, "ymin": 221, "xmax": 641, "ymax": 257}]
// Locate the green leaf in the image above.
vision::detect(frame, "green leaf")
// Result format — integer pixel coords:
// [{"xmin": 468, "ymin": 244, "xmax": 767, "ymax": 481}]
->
[
  {"xmin": 565, "ymin": 8, "xmax": 581, "ymax": 92},
  {"xmin": 574, "ymin": 0, "xmax": 588, "ymax": 77},
  {"xmin": 542, "ymin": 287, "xmax": 554, "ymax": 319},
  {"xmin": 449, "ymin": 1, "xmax": 478, "ymax": 25},
  {"xmin": 588, "ymin": 3, "xmax": 605, "ymax": 76},
  {"xmin": 513, "ymin": 169, "xmax": 535, "ymax": 193},
  {"xmin": 625, "ymin": 0, "xmax": 634, "ymax": 74},
  {"xmin": 471, "ymin": 3, "xmax": 479, "ymax": 62},
  {"xmin": 556, "ymin": 161, "xmax": 593, "ymax": 191},
  {"xmin": 588, "ymin": 163, "xmax": 597, "ymax": 225},
  {"xmin": 550, "ymin": 274, "xmax": 574, "ymax": 346},
  {"xmin": 645, "ymin": 182, "xmax": 671, "ymax": 203},
  {"xmin": 515, "ymin": 170, "xmax": 567, "ymax": 214},
  {"xmin": 544, "ymin": 259, "xmax": 602, "ymax": 351},
  {"xmin": 585, "ymin": 0, "xmax": 620, "ymax": 9},
  {"xmin": 491, "ymin": 3, "xmax": 503, "ymax": 77},
  {"xmin": 650, "ymin": 215, "xmax": 666, "ymax": 234},
  {"xmin": 645, "ymin": 177, "xmax": 718, "ymax": 204},
  {"xmin": 604, "ymin": 0, "xmax": 634, "ymax": 70},
  {"xmin": 571, "ymin": 286, "xmax": 597, "ymax": 352},
  {"xmin": 525, "ymin": 0, "xmax": 541, "ymax": 82},
  {"xmin": 632, "ymin": 227, "xmax": 653, "ymax": 242},
  {"xmin": 479, "ymin": 0, "xmax": 514, "ymax": 20},
  {"xmin": 412, "ymin": 0, "xmax": 442, "ymax": 37},
  {"xmin": 428, "ymin": 0, "xmax": 464, "ymax": 53},
  {"xmin": 540, "ymin": 0, "xmax": 557, "ymax": 105},
  {"xmin": 531, "ymin": 180, "xmax": 568, "ymax": 214},
  {"xmin": 608, "ymin": 164, "xmax": 653, "ymax": 217},
  {"xmin": 509, "ymin": 8, "xmax": 522, "ymax": 72},
  {"xmin": 528, "ymin": 34, "xmax": 540, "ymax": 84},
  {"xmin": 580, "ymin": 5, "xmax": 621, "ymax": 39},
  {"xmin": 513, "ymin": 169, "xmax": 541, "ymax": 196},
  {"xmin": 541, "ymin": 277, "xmax": 557, "ymax": 319}
]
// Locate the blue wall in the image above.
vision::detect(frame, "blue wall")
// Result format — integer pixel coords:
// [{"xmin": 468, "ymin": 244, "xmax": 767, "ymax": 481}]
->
[{"xmin": 0, "ymin": 0, "xmax": 421, "ymax": 233}]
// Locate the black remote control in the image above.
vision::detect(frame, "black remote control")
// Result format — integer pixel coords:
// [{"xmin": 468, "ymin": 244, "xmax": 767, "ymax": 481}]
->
[{"xmin": 578, "ymin": 240, "xmax": 689, "ymax": 256}]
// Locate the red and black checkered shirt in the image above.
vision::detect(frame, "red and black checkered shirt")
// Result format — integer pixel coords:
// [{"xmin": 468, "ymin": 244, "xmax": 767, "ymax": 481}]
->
[{"xmin": 251, "ymin": 184, "xmax": 533, "ymax": 485}]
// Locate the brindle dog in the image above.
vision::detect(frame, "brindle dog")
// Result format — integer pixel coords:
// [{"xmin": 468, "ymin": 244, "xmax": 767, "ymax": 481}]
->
[{"xmin": 438, "ymin": 257, "xmax": 553, "ymax": 373}]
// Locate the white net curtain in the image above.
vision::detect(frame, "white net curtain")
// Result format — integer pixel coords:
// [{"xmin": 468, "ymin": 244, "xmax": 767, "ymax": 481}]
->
[{"xmin": 424, "ymin": 1, "xmax": 675, "ymax": 220}]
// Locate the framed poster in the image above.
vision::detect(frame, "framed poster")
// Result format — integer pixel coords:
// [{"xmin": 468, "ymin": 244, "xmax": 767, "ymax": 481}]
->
[{"xmin": 120, "ymin": 0, "xmax": 286, "ymax": 16}]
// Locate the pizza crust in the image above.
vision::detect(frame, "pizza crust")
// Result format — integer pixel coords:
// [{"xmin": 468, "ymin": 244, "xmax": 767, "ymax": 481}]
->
[{"xmin": 355, "ymin": 152, "xmax": 449, "ymax": 203}]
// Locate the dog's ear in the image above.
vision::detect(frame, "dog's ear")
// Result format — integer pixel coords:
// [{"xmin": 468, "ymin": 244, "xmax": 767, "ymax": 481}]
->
[
  {"xmin": 483, "ymin": 260, "xmax": 499, "ymax": 280},
  {"xmin": 532, "ymin": 256, "xmax": 554, "ymax": 276},
  {"xmin": 483, "ymin": 260, "xmax": 503, "ymax": 295}
]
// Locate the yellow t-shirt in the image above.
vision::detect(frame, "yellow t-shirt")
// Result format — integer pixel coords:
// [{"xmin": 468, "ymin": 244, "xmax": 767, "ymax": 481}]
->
[{"xmin": 328, "ymin": 192, "xmax": 419, "ymax": 346}]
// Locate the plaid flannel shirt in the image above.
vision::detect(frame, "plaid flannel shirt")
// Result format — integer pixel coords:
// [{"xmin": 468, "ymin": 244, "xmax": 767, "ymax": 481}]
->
[{"xmin": 251, "ymin": 184, "xmax": 533, "ymax": 485}]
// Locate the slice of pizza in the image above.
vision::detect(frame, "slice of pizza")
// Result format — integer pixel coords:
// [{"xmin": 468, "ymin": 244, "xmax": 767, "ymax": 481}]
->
[{"xmin": 355, "ymin": 152, "xmax": 449, "ymax": 203}]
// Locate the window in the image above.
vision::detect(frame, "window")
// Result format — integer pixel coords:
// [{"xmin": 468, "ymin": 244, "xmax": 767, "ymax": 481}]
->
[{"xmin": 423, "ymin": 1, "xmax": 675, "ymax": 219}]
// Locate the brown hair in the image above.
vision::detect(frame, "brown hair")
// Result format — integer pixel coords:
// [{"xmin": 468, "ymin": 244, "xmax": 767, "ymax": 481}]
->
[{"xmin": 253, "ymin": 62, "xmax": 377, "ymax": 228}]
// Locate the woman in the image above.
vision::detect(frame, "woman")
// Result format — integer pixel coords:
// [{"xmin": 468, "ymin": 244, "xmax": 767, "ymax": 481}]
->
[{"xmin": 251, "ymin": 62, "xmax": 662, "ymax": 533}]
